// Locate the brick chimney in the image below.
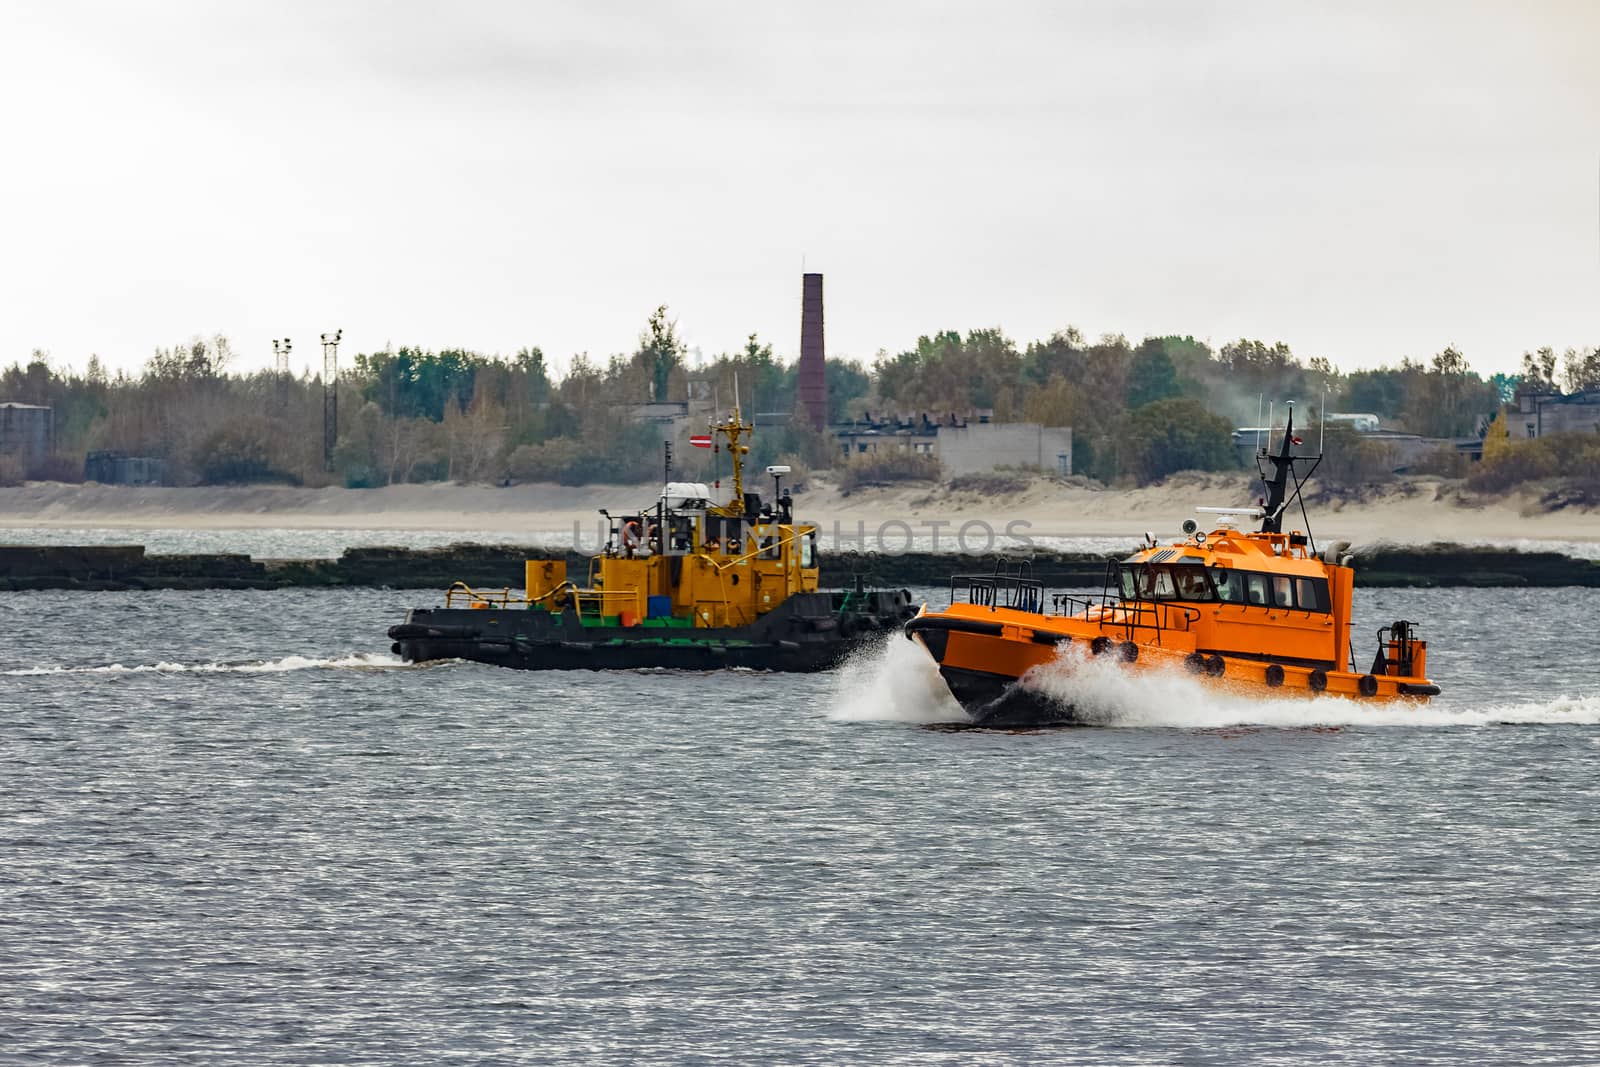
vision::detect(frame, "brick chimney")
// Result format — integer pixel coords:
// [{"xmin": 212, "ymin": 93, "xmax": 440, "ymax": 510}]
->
[{"xmin": 798, "ymin": 273, "xmax": 828, "ymax": 431}]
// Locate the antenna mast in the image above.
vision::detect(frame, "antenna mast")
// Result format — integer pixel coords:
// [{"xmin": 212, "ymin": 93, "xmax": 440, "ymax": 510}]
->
[
  {"xmin": 273, "ymin": 337, "xmax": 292, "ymax": 413},
  {"xmin": 710, "ymin": 372, "xmax": 753, "ymax": 515},
  {"xmin": 321, "ymin": 329, "xmax": 342, "ymax": 470}
]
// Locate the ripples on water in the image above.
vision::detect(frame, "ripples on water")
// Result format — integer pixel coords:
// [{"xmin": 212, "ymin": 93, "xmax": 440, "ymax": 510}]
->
[{"xmin": 3, "ymin": 584, "xmax": 1599, "ymax": 1064}]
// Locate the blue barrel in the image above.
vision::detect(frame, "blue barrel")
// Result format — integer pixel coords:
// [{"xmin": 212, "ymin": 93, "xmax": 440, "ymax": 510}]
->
[{"xmin": 647, "ymin": 595, "xmax": 672, "ymax": 619}]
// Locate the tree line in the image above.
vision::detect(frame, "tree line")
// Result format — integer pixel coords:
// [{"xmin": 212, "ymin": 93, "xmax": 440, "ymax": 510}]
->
[{"xmin": 1, "ymin": 309, "xmax": 1595, "ymax": 489}]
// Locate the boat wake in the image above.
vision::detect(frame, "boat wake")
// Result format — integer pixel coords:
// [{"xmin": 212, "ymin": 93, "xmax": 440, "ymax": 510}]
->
[
  {"xmin": 834, "ymin": 637, "xmax": 1600, "ymax": 729},
  {"xmin": 827, "ymin": 634, "xmax": 971, "ymax": 724},
  {"xmin": 1, "ymin": 652, "xmax": 410, "ymax": 677},
  {"xmin": 1025, "ymin": 645, "xmax": 1600, "ymax": 729}
]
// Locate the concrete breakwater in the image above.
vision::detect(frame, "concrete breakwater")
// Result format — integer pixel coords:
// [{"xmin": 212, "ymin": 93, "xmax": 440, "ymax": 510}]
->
[{"xmin": 2, "ymin": 542, "xmax": 1600, "ymax": 592}]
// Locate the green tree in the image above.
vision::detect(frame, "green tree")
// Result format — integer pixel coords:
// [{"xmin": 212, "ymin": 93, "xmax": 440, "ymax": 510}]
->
[
  {"xmin": 873, "ymin": 328, "xmax": 1022, "ymax": 414},
  {"xmin": 824, "ymin": 358, "xmax": 870, "ymax": 423},
  {"xmin": 1519, "ymin": 347, "xmax": 1558, "ymax": 392},
  {"xmin": 1021, "ymin": 328, "xmax": 1086, "ymax": 386},
  {"xmin": 1125, "ymin": 398, "xmax": 1236, "ymax": 484},
  {"xmin": 1561, "ymin": 347, "xmax": 1600, "ymax": 393},
  {"xmin": 1124, "ymin": 339, "xmax": 1182, "ymax": 409},
  {"xmin": 357, "ymin": 347, "xmax": 481, "ymax": 421},
  {"xmin": 1400, "ymin": 347, "xmax": 1498, "ymax": 437},
  {"xmin": 635, "ymin": 305, "xmax": 684, "ymax": 402}
]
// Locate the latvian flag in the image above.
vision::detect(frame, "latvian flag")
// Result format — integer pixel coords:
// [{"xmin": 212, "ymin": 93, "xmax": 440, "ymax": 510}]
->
[{"xmin": 689, "ymin": 434, "xmax": 713, "ymax": 449}]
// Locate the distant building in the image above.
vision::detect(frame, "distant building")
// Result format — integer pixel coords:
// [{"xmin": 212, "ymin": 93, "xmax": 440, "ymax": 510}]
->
[
  {"xmin": 84, "ymin": 451, "xmax": 167, "ymax": 486},
  {"xmin": 0, "ymin": 402, "xmax": 52, "ymax": 472},
  {"xmin": 1509, "ymin": 390, "xmax": 1600, "ymax": 440},
  {"xmin": 1232, "ymin": 422, "xmax": 1462, "ymax": 471},
  {"xmin": 832, "ymin": 412, "xmax": 1072, "ymax": 477},
  {"xmin": 1324, "ymin": 412, "xmax": 1382, "ymax": 433}
]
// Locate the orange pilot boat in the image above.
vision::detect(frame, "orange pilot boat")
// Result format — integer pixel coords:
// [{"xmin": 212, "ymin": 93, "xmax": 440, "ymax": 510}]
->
[{"xmin": 905, "ymin": 404, "xmax": 1441, "ymax": 726}]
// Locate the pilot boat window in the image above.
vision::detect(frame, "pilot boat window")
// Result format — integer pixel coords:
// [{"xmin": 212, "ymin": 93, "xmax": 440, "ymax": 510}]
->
[
  {"xmin": 1212, "ymin": 567, "xmax": 1243, "ymax": 603},
  {"xmin": 1126, "ymin": 567, "xmax": 1177, "ymax": 600},
  {"xmin": 1208, "ymin": 568, "xmax": 1331, "ymax": 612},
  {"xmin": 1151, "ymin": 569, "xmax": 1176, "ymax": 599},
  {"xmin": 1295, "ymin": 577, "xmax": 1331, "ymax": 612},
  {"xmin": 1121, "ymin": 564, "xmax": 1214, "ymax": 602},
  {"xmin": 1172, "ymin": 565, "xmax": 1212, "ymax": 601}
]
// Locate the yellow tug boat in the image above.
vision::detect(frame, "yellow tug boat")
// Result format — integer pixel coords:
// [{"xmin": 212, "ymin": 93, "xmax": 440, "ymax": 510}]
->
[
  {"xmin": 389, "ymin": 403, "xmax": 914, "ymax": 672},
  {"xmin": 905, "ymin": 404, "xmax": 1441, "ymax": 726}
]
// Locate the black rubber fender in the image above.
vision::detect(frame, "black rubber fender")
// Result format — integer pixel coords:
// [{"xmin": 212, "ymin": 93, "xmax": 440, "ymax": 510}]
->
[
  {"xmin": 1358, "ymin": 674, "xmax": 1379, "ymax": 697},
  {"xmin": 1264, "ymin": 663, "xmax": 1285, "ymax": 688},
  {"xmin": 1308, "ymin": 668, "xmax": 1329, "ymax": 692},
  {"xmin": 1090, "ymin": 636, "xmax": 1111, "ymax": 656},
  {"xmin": 1184, "ymin": 651, "xmax": 1207, "ymax": 674},
  {"xmin": 1118, "ymin": 641, "xmax": 1139, "ymax": 663},
  {"xmin": 1205, "ymin": 654, "xmax": 1225, "ymax": 677}
]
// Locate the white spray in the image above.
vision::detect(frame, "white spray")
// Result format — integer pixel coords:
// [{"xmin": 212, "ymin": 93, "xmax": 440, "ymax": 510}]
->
[{"xmin": 827, "ymin": 633, "xmax": 971, "ymax": 724}]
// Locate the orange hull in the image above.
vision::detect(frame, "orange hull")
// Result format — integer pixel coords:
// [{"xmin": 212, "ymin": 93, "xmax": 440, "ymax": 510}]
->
[{"xmin": 907, "ymin": 602, "xmax": 1439, "ymax": 726}]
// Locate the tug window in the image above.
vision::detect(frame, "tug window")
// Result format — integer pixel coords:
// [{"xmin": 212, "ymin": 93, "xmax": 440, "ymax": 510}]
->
[
  {"xmin": 800, "ymin": 532, "xmax": 816, "ymax": 568},
  {"xmin": 1271, "ymin": 576, "xmax": 1294, "ymax": 608},
  {"xmin": 1245, "ymin": 573, "xmax": 1270, "ymax": 606}
]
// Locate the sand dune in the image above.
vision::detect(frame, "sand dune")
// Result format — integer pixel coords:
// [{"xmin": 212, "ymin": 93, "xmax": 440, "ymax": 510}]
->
[{"xmin": 2, "ymin": 474, "xmax": 1597, "ymax": 549}]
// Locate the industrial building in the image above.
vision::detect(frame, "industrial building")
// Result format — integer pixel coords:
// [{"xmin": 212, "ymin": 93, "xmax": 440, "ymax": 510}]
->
[
  {"xmin": 621, "ymin": 273, "xmax": 1073, "ymax": 478},
  {"xmin": 83, "ymin": 451, "xmax": 168, "ymax": 486},
  {"xmin": 0, "ymin": 402, "xmax": 52, "ymax": 473},
  {"xmin": 1509, "ymin": 390, "xmax": 1600, "ymax": 440},
  {"xmin": 832, "ymin": 411, "xmax": 1073, "ymax": 477}
]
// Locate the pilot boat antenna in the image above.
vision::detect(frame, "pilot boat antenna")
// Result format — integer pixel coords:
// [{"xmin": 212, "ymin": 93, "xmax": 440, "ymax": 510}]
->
[{"xmin": 1257, "ymin": 402, "xmax": 1324, "ymax": 550}]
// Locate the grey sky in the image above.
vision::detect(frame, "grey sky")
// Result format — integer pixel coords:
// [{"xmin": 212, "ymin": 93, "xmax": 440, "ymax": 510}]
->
[{"xmin": 2, "ymin": 1, "xmax": 1596, "ymax": 378}]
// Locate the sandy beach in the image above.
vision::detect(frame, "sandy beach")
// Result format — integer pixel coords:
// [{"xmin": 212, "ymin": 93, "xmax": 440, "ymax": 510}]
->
[{"xmin": 2, "ymin": 475, "xmax": 1597, "ymax": 548}]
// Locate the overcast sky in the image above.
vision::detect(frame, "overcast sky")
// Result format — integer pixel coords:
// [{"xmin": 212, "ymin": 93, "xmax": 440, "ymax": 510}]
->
[{"xmin": 2, "ymin": 1, "xmax": 1596, "ymax": 378}]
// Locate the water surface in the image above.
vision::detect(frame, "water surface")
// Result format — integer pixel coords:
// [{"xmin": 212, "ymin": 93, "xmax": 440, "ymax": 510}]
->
[{"xmin": 3, "ymin": 583, "xmax": 1599, "ymax": 1064}]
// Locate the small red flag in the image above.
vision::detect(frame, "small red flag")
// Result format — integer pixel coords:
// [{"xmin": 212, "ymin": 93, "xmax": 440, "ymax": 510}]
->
[{"xmin": 689, "ymin": 434, "xmax": 712, "ymax": 449}]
